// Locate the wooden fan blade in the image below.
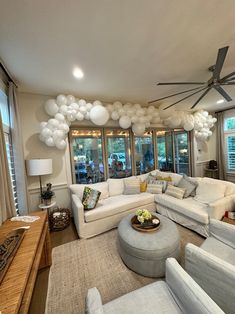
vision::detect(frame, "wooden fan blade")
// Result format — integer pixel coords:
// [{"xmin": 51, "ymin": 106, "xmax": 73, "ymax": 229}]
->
[
  {"xmin": 221, "ymin": 71, "xmax": 235, "ymax": 82},
  {"xmin": 191, "ymin": 88, "xmax": 211, "ymax": 109},
  {"xmin": 163, "ymin": 87, "xmax": 208, "ymax": 110},
  {"xmin": 148, "ymin": 86, "xmax": 204, "ymax": 104},
  {"xmin": 157, "ymin": 82, "xmax": 205, "ymax": 85},
  {"xmin": 213, "ymin": 46, "xmax": 229, "ymax": 80},
  {"xmin": 221, "ymin": 82, "xmax": 235, "ymax": 85},
  {"xmin": 214, "ymin": 85, "xmax": 232, "ymax": 101}
]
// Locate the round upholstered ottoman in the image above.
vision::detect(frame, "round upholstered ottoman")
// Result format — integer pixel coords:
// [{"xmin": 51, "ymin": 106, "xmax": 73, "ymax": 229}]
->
[{"xmin": 117, "ymin": 213, "xmax": 180, "ymax": 277}]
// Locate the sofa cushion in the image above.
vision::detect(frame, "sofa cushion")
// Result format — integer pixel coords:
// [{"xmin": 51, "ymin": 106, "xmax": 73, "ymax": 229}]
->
[
  {"xmin": 201, "ymin": 237, "xmax": 235, "ymax": 266},
  {"xmin": 137, "ymin": 173, "xmax": 149, "ymax": 182},
  {"xmin": 123, "ymin": 177, "xmax": 140, "ymax": 195},
  {"xmin": 165, "ymin": 185, "xmax": 186, "ymax": 200},
  {"xmin": 85, "ymin": 193, "xmax": 154, "ymax": 222},
  {"xmin": 155, "ymin": 194, "xmax": 209, "ymax": 224},
  {"xmin": 177, "ymin": 175, "xmax": 198, "ymax": 198},
  {"xmin": 70, "ymin": 182, "xmax": 109, "ymax": 200},
  {"xmin": 194, "ymin": 181, "xmax": 226, "ymax": 204},
  {"xmin": 107, "ymin": 178, "xmax": 124, "ymax": 196},
  {"xmin": 202, "ymin": 177, "xmax": 235, "ymax": 197}
]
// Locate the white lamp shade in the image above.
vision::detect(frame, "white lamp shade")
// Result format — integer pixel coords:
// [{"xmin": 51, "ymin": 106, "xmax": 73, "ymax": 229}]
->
[{"xmin": 26, "ymin": 159, "xmax": 52, "ymax": 176}]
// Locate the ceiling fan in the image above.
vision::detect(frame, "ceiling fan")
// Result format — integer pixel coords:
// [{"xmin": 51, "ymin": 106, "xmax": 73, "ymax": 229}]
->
[{"xmin": 149, "ymin": 46, "xmax": 235, "ymax": 110}]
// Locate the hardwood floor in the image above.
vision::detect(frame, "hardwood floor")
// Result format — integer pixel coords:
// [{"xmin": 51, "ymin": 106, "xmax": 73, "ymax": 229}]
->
[{"xmin": 28, "ymin": 220, "xmax": 78, "ymax": 314}]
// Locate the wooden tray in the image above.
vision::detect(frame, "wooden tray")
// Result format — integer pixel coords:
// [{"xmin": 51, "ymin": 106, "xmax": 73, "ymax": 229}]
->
[
  {"xmin": 131, "ymin": 215, "xmax": 160, "ymax": 233},
  {"xmin": 0, "ymin": 228, "xmax": 26, "ymax": 283}
]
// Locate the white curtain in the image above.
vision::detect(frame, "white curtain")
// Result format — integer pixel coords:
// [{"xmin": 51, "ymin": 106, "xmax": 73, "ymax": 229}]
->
[
  {"xmin": 9, "ymin": 82, "xmax": 29, "ymax": 214},
  {"xmin": 216, "ymin": 112, "xmax": 227, "ymax": 180},
  {"xmin": 0, "ymin": 113, "xmax": 16, "ymax": 224}
]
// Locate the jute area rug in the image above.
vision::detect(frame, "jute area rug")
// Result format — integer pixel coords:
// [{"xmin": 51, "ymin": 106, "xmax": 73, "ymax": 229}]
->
[{"xmin": 46, "ymin": 224, "xmax": 204, "ymax": 314}]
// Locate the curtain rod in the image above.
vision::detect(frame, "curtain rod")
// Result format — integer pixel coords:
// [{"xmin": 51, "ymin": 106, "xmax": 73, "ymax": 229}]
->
[
  {"xmin": 0, "ymin": 60, "xmax": 18, "ymax": 87},
  {"xmin": 215, "ymin": 104, "xmax": 235, "ymax": 114}
]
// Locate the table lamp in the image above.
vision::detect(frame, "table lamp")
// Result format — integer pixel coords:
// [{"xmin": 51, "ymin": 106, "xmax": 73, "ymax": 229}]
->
[{"xmin": 26, "ymin": 159, "xmax": 52, "ymax": 195}]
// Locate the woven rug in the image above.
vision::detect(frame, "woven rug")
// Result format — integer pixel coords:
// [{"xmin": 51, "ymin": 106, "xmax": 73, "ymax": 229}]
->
[{"xmin": 45, "ymin": 224, "xmax": 204, "ymax": 314}]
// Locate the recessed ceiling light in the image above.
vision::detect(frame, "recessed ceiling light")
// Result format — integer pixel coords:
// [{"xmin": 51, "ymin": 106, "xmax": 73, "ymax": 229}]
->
[
  {"xmin": 73, "ymin": 67, "xmax": 84, "ymax": 79},
  {"xmin": 216, "ymin": 99, "xmax": 224, "ymax": 104}
]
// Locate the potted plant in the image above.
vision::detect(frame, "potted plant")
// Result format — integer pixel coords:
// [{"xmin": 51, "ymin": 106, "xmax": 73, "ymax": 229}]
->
[
  {"xmin": 136, "ymin": 209, "xmax": 153, "ymax": 226},
  {"xmin": 40, "ymin": 183, "xmax": 55, "ymax": 205}
]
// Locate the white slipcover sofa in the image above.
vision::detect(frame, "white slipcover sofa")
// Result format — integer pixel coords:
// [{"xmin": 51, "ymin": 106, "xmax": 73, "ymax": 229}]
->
[
  {"xmin": 86, "ymin": 258, "xmax": 224, "ymax": 314},
  {"xmin": 70, "ymin": 170, "xmax": 235, "ymax": 239},
  {"xmin": 185, "ymin": 219, "xmax": 235, "ymax": 314}
]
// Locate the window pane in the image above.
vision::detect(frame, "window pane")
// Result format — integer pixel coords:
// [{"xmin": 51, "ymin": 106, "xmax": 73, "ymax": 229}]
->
[
  {"xmin": 71, "ymin": 129, "xmax": 104, "ymax": 183},
  {"xmin": 227, "ymin": 135, "xmax": 235, "ymax": 171},
  {"xmin": 174, "ymin": 131, "xmax": 190, "ymax": 175},
  {"xmin": 156, "ymin": 131, "xmax": 174, "ymax": 172},
  {"xmin": 225, "ymin": 117, "xmax": 235, "ymax": 131},
  {"xmin": 106, "ymin": 129, "xmax": 132, "ymax": 178},
  {"xmin": 135, "ymin": 131, "xmax": 154, "ymax": 174},
  {"xmin": 0, "ymin": 89, "xmax": 10, "ymax": 127}
]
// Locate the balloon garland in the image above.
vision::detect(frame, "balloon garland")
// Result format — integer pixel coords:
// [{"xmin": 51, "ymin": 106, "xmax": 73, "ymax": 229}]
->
[{"xmin": 39, "ymin": 94, "xmax": 217, "ymax": 149}]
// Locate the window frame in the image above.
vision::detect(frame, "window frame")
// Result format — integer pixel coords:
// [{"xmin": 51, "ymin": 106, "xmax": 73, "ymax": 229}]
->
[{"xmin": 224, "ymin": 115, "xmax": 235, "ymax": 174}]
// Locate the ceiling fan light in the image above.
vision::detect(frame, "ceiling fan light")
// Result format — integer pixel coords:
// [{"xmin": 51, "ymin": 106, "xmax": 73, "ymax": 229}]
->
[{"xmin": 216, "ymin": 99, "xmax": 225, "ymax": 104}]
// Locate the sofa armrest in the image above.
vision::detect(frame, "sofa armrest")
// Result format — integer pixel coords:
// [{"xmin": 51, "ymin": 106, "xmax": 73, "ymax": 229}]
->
[
  {"xmin": 85, "ymin": 287, "xmax": 104, "ymax": 314},
  {"xmin": 166, "ymin": 258, "xmax": 224, "ymax": 314},
  {"xmin": 185, "ymin": 243, "xmax": 235, "ymax": 313},
  {"xmin": 207, "ymin": 195, "xmax": 235, "ymax": 220},
  {"xmin": 71, "ymin": 194, "xmax": 85, "ymax": 236},
  {"xmin": 209, "ymin": 219, "xmax": 235, "ymax": 249}
]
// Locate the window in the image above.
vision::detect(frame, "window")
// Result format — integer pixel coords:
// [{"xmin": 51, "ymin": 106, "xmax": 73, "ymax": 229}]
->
[
  {"xmin": 70, "ymin": 129, "xmax": 105, "ymax": 183},
  {"xmin": 134, "ymin": 131, "xmax": 154, "ymax": 175},
  {"xmin": 105, "ymin": 129, "xmax": 132, "ymax": 178},
  {"xmin": 0, "ymin": 89, "xmax": 18, "ymax": 211},
  {"xmin": 224, "ymin": 117, "xmax": 235, "ymax": 172},
  {"xmin": 174, "ymin": 131, "xmax": 190, "ymax": 175}
]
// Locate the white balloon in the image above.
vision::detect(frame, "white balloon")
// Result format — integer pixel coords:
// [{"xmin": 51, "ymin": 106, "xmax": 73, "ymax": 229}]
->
[
  {"xmin": 106, "ymin": 104, "xmax": 113, "ymax": 113},
  {"xmin": 93, "ymin": 100, "xmax": 102, "ymax": 107},
  {"xmin": 212, "ymin": 117, "xmax": 217, "ymax": 123},
  {"xmin": 127, "ymin": 109, "xmax": 135, "ymax": 117},
  {"xmin": 86, "ymin": 103, "xmax": 93, "ymax": 111},
  {"xmin": 39, "ymin": 134, "xmax": 45, "ymax": 142},
  {"xmin": 40, "ymin": 122, "xmax": 47, "ymax": 130},
  {"xmin": 169, "ymin": 116, "xmax": 181, "ymax": 128},
  {"xmin": 208, "ymin": 130, "xmax": 212, "ymax": 136},
  {"xmin": 85, "ymin": 112, "xmax": 90, "ymax": 120},
  {"xmin": 41, "ymin": 127, "xmax": 52, "ymax": 138},
  {"xmin": 123, "ymin": 103, "xmax": 132, "ymax": 110},
  {"xmin": 70, "ymin": 102, "xmax": 79, "ymax": 111},
  {"xmin": 147, "ymin": 105, "xmax": 155, "ymax": 114},
  {"xmin": 152, "ymin": 110, "xmax": 160, "ymax": 117},
  {"xmin": 45, "ymin": 137, "xmax": 55, "ymax": 147},
  {"xmin": 67, "ymin": 113, "xmax": 76, "ymax": 121},
  {"xmin": 136, "ymin": 108, "xmax": 145, "ymax": 117},
  {"xmin": 202, "ymin": 111, "xmax": 209, "ymax": 117},
  {"xmin": 111, "ymin": 111, "xmax": 120, "ymax": 120},
  {"xmin": 152, "ymin": 117, "xmax": 161, "ymax": 124},
  {"xmin": 76, "ymin": 112, "xmax": 84, "ymax": 121},
  {"xmin": 119, "ymin": 116, "xmax": 132, "ymax": 129},
  {"xmin": 139, "ymin": 116, "xmax": 146, "ymax": 124},
  {"xmin": 56, "ymin": 95, "xmax": 67, "ymax": 106},
  {"xmin": 90, "ymin": 105, "xmax": 109, "ymax": 125},
  {"xmin": 45, "ymin": 99, "xmax": 59, "ymax": 116},
  {"xmin": 184, "ymin": 122, "xmax": 194, "ymax": 131},
  {"xmin": 55, "ymin": 113, "xmax": 65, "ymax": 121},
  {"xmin": 58, "ymin": 123, "xmax": 69, "ymax": 133},
  {"xmin": 118, "ymin": 108, "xmax": 125, "ymax": 116},
  {"xmin": 131, "ymin": 116, "xmax": 139, "ymax": 123},
  {"xmin": 55, "ymin": 139, "xmax": 67, "ymax": 150},
  {"xmin": 52, "ymin": 130, "xmax": 65, "ymax": 140},
  {"xmin": 132, "ymin": 123, "xmax": 145, "ymax": 136},
  {"xmin": 48, "ymin": 118, "xmax": 60, "ymax": 128},
  {"xmin": 67, "ymin": 95, "xmax": 76, "ymax": 105},
  {"xmin": 113, "ymin": 101, "xmax": 122, "ymax": 110},
  {"xmin": 159, "ymin": 104, "xmax": 175, "ymax": 119},
  {"xmin": 59, "ymin": 105, "xmax": 68, "ymax": 115},
  {"xmin": 78, "ymin": 99, "xmax": 86, "ymax": 107},
  {"xmin": 79, "ymin": 106, "xmax": 87, "ymax": 114},
  {"xmin": 134, "ymin": 104, "xmax": 141, "ymax": 110}
]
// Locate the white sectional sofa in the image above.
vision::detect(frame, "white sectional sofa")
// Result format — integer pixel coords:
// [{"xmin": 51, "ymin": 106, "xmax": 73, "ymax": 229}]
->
[{"xmin": 70, "ymin": 170, "xmax": 235, "ymax": 239}]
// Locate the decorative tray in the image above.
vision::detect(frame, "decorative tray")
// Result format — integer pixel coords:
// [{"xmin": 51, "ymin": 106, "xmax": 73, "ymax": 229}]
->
[
  {"xmin": 131, "ymin": 215, "xmax": 160, "ymax": 233},
  {"xmin": 0, "ymin": 228, "xmax": 26, "ymax": 283}
]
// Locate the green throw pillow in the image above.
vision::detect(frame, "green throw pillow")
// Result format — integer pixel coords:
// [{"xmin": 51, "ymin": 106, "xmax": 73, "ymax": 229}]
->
[{"xmin": 82, "ymin": 187, "xmax": 101, "ymax": 210}]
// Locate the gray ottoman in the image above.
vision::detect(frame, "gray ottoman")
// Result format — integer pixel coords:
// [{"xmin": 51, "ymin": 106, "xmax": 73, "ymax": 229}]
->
[{"xmin": 118, "ymin": 213, "xmax": 180, "ymax": 277}]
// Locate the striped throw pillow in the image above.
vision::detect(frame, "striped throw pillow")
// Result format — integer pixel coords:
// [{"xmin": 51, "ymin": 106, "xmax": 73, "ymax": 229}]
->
[
  {"xmin": 123, "ymin": 178, "xmax": 140, "ymax": 195},
  {"xmin": 165, "ymin": 185, "xmax": 186, "ymax": 199},
  {"xmin": 146, "ymin": 184, "xmax": 162, "ymax": 194}
]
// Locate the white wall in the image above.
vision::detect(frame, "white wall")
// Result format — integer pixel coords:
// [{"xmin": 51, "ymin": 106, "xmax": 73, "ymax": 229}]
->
[{"xmin": 18, "ymin": 92, "xmax": 72, "ymax": 211}]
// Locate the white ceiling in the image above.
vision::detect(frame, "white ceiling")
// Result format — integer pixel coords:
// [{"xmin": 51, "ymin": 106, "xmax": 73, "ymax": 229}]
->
[{"xmin": 1, "ymin": 0, "xmax": 235, "ymax": 111}]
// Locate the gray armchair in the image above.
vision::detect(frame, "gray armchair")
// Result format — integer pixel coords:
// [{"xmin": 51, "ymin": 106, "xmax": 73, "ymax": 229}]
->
[
  {"xmin": 86, "ymin": 258, "xmax": 224, "ymax": 314},
  {"xmin": 185, "ymin": 219, "xmax": 235, "ymax": 314}
]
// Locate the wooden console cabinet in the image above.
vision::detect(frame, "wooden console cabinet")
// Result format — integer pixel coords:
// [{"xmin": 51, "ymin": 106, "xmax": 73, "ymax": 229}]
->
[{"xmin": 0, "ymin": 211, "xmax": 51, "ymax": 314}]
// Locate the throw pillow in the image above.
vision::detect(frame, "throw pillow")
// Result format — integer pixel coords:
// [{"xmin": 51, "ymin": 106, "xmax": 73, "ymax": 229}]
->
[
  {"xmin": 165, "ymin": 185, "xmax": 186, "ymax": 199},
  {"xmin": 140, "ymin": 181, "xmax": 147, "ymax": 192},
  {"xmin": 123, "ymin": 177, "xmax": 140, "ymax": 195},
  {"xmin": 82, "ymin": 187, "xmax": 101, "ymax": 210},
  {"xmin": 147, "ymin": 173, "xmax": 157, "ymax": 184},
  {"xmin": 146, "ymin": 183, "xmax": 162, "ymax": 194},
  {"xmin": 177, "ymin": 174, "xmax": 198, "ymax": 198},
  {"xmin": 194, "ymin": 181, "xmax": 226, "ymax": 204},
  {"xmin": 156, "ymin": 176, "xmax": 172, "ymax": 182}
]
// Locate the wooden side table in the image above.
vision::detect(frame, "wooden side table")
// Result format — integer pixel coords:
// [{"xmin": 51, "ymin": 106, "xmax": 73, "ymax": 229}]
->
[{"xmin": 222, "ymin": 216, "xmax": 235, "ymax": 225}]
